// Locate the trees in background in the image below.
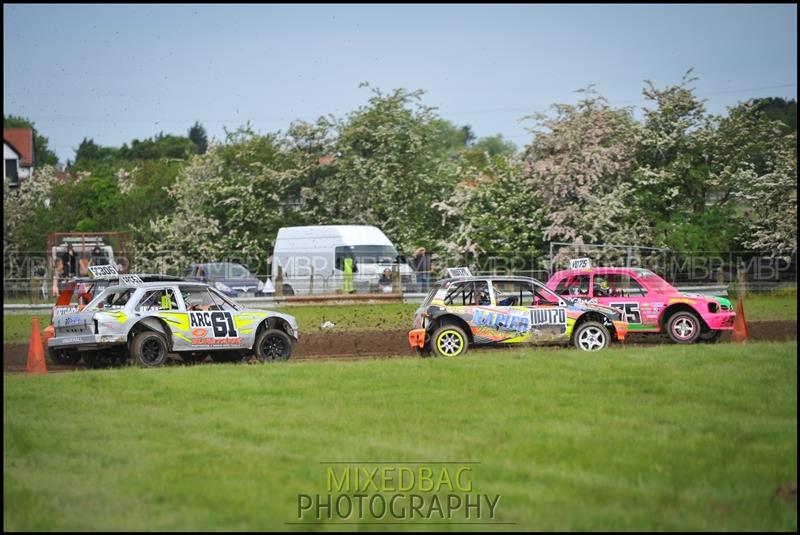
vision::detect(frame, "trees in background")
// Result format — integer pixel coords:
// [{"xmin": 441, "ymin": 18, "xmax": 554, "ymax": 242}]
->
[
  {"xmin": 188, "ymin": 121, "xmax": 208, "ymax": 154},
  {"xmin": 3, "ymin": 85, "xmax": 796, "ymax": 273}
]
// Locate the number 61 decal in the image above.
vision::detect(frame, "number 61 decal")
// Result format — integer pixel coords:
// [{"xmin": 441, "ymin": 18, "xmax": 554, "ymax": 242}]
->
[{"xmin": 609, "ymin": 302, "xmax": 641, "ymax": 323}]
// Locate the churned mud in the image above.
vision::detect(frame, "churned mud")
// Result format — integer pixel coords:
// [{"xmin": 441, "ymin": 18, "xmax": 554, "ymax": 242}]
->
[{"xmin": 3, "ymin": 321, "xmax": 796, "ymax": 373}]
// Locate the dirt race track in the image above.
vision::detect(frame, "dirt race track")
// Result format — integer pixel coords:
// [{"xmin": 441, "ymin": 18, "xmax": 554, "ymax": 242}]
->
[{"xmin": 3, "ymin": 321, "xmax": 797, "ymax": 373}]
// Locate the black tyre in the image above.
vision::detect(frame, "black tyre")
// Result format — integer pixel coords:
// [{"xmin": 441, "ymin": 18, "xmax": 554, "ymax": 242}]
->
[
  {"xmin": 573, "ymin": 321, "xmax": 610, "ymax": 351},
  {"xmin": 283, "ymin": 285, "xmax": 295, "ymax": 296},
  {"xmin": 46, "ymin": 348, "xmax": 82, "ymax": 365},
  {"xmin": 131, "ymin": 331, "xmax": 169, "ymax": 367},
  {"xmin": 666, "ymin": 311, "xmax": 702, "ymax": 344},
  {"xmin": 698, "ymin": 329, "xmax": 722, "ymax": 344},
  {"xmin": 254, "ymin": 329, "xmax": 294, "ymax": 362},
  {"xmin": 430, "ymin": 325, "xmax": 469, "ymax": 358}
]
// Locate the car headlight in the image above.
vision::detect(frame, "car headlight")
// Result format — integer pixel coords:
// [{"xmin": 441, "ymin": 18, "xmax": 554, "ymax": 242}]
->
[{"xmin": 215, "ymin": 281, "xmax": 233, "ymax": 293}]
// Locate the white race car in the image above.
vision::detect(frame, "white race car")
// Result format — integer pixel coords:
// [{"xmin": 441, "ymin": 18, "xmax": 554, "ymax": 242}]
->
[{"xmin": 47, "ymin": 280, "xmax": 298, "ymax": 368}]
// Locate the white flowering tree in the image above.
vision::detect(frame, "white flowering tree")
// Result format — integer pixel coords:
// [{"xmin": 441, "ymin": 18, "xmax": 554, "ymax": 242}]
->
[
  {"xmin": 434, "ymin": 154, "xmax": 544, "ymax": 265},
  {"xmin": 521, "ymin": 89, "xmax": 649, "ymax": 247}
]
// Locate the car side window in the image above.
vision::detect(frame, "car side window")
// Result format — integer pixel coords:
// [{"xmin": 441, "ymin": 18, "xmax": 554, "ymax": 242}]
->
[
  {"xmin": 181, "ymin": 287, "xmax": 219, "ymax": 311},
  {"xmin": 444, "ymin": 283, "xmax": 473, "ymax": 306},
  {"xmin": 554, "ymin": 275, "xmax": 590, "ymax": 297},
  {"xmin": 532, "ymin": 283, "xmax": 560, "ymax": 306},
  {"xmin": 137, "ymin": 289, "xmax": 178, "ymax": 312},
  {"xmin": 491, "ymin": 281, "xmax": 535, "ymax": 307},
  {"xmin": 594, "ymin": 274, "xmax": 647, "ymax": 298},
  {"xmin": 100, "ymin": 288, "xmax": 135, "ymax": 310}
]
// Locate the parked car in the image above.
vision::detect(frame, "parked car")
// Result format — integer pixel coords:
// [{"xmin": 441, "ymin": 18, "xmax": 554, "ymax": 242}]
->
[
  {"xmin": 546, "ymin": 266, "xmax": 735, "ymax": 343},
  {"xmin": 408, "ymin": 274, "xmax": 628, "ymax": 356},
  {"xmin": 46, "ymin": 280, "xmax": 298, "ymax": 368},
  {"xmin": 182, "ymin": 262, "xmax": 266, "ymax": 298}
]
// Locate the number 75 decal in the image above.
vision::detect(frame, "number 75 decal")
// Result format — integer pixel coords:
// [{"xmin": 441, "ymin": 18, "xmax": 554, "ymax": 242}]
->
[{"xmin": 609, "ymin": 302, "xmax": 641, "ymax": 323}]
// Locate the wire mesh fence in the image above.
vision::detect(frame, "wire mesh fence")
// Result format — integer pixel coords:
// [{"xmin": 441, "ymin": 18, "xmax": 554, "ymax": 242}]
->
[{"xmin": 3, "ymin": 243, "xmax": 796, "ymax": 302}]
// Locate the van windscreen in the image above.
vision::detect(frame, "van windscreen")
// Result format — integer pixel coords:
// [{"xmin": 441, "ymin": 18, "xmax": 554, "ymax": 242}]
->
[{"xmin": 335, "ymin": 245, "xmax": 400, "ymax": 267}]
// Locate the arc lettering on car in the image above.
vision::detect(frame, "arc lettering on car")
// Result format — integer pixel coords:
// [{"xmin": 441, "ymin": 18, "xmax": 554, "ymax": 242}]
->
[{"xmin": 188, "ymin": 311, "xmax": 238, "ymax": 338}]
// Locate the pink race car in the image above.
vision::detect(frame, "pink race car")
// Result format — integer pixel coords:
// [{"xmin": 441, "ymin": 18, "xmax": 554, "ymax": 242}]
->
[{"xmin": 546, "ymin": 267, "xmax": 735, "ymax": 343}]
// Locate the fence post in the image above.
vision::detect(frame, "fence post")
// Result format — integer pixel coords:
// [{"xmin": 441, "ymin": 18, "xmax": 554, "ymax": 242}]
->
[
  {"xmin": 392, "ymin": 265, "xmax": 400, "ymax": 294},
  {"xmin": 275, "ymin": 266, "xmax": 284, "ymax": 297}
]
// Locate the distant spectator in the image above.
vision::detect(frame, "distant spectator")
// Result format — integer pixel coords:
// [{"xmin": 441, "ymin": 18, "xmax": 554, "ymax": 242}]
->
[
  {"xmin": 410, "ymin": 247, "xmax": 433, "ymax": 291},
  {"xmin": 90, "ymin": 244, "xmax": 106, "ymax": 266},
  {"xmin": 378, "ymin": 268, "xmax": 393, "ymax": 293},
  {"xmin": 63, "ymin": 244, "xmax": 78, "ymax": 278}
]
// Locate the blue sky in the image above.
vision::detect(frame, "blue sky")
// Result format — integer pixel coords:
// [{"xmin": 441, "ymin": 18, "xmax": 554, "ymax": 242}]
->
[{"xmin": 3, "ymin": 4, "xmax": 797, "ymax": 163}]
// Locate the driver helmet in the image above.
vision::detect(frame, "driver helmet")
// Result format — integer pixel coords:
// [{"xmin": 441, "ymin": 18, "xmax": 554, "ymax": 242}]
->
[{"xmin": 597, "ymin": 279, "xmax": 610, "ymax": 294}]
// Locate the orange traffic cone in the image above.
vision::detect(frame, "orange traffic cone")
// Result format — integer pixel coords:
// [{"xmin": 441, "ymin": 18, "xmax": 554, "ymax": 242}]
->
[
  {"xmin": 731, "ymin": 297, "xmax": 750, "ymax": 343},
  {"xmin": 26, "ymin": 317, "xmax": 48, "ymax": 375}
]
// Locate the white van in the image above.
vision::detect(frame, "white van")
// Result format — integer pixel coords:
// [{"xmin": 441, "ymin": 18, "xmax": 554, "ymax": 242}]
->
[{"xmin": 271, "ymin": 225, "xmax": 415, "ymax": 295}]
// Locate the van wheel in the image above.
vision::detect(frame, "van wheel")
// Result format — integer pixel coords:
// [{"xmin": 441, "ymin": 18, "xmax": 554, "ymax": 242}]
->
[
  {"xmin": 667, "ymin": 311, "xmax": 702, "ymax": 344},
  {"xmin": 282, "ymin": 285, "xmax": 295, "ymax": 296},
  {"xmin": 573, "ymin": 321, "xmax": 610, "ymax": 351},
  {"xmin": 131, "ymin": 331, "xmax": 169, "ymax": 367},
  {"xmin": 431, "ymin": 325, "xmax": 468, "ymax": 357},
  {"xmin": 255, "ymin": 329, "xmax": 293, "ymax": 362}
]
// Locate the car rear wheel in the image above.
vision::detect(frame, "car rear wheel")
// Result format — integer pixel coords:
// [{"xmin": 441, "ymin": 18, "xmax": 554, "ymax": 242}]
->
[
  {"xmin": 131, "ymin": 331, "xmax": 169, "ymax": 367},
  {"xmin": 573, "ymin": 321, "xmax": 610, "ymax": 351},
  {"xmin": 667, "ymin": 311, "xmax": 702, "ymax": 344},
  {"xmin": 254, "ymin": 329, "xmax": 293, "ymax": 362},
  {"xmin": 431, "ymin": 325, "xmax": 468, "ymax": 357}
]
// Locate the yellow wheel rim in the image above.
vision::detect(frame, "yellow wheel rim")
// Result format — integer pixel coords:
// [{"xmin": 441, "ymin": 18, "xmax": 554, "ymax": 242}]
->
[{"xmin": 436, "ymin": 329, "xmax": 465, "ymax": 356}]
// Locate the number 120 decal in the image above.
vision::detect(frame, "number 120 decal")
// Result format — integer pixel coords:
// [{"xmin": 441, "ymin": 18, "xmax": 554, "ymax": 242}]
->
[{"xmin": 609, "ymin": 302, "xmax": 641, "ymax": 323}]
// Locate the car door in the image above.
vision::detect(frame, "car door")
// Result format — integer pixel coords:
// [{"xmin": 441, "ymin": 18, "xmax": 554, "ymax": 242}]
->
[
  {"xmin": 190, "ymin": 286, "xmax": 246, "ymax": 350},
  {"xmin": 139, "ymin": 286, "xmax": 191, "ymax": 350},
  {"xmin": 487, "ymin": 280, "xmax": 568, "ymax": 344},
  {"xmin": 591, "ymin": 272, "xmax": 652, "ymax": 330}
]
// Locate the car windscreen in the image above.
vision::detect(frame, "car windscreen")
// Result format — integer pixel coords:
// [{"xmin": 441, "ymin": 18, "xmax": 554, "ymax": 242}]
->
[
  {"xmin": 206, "ymin": 263, "xmax": 253, "ymax": 279},
  {"xmin": 421, "ymin": 283, "xmax": 441, "ymax": 308},
  {"xmin": 636, "ymin": 270, "xmax": 677, "ymax": 293}
]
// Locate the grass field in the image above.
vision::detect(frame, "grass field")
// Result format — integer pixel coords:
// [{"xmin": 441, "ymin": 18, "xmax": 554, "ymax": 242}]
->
[
  {"xmin": 2, "ymin": 290, "xmax": 796, "ymax": 343},
  {"xmin": 4, "ymin": 342, "xmax": 797, "ymax": 531}
]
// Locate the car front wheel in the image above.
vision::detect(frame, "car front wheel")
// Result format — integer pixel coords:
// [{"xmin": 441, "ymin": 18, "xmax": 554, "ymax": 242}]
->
[
  {"xmin": 254, "ymin": 329, "xmax": 293, "ymax": 362},
  {"xmin": 667, "ymin": 311, "xmax": 702, "ymax": 344},
  {"xmin": 131, "ymin": 331, "xmax": 169, "ymax": 367},
  {"xmin": 573, "ymin": 321, "xmax": 610, "ymax": 351},
  {"xmin": 431, "ymin": 325, "xmax": 468, "ymax": 357}
]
